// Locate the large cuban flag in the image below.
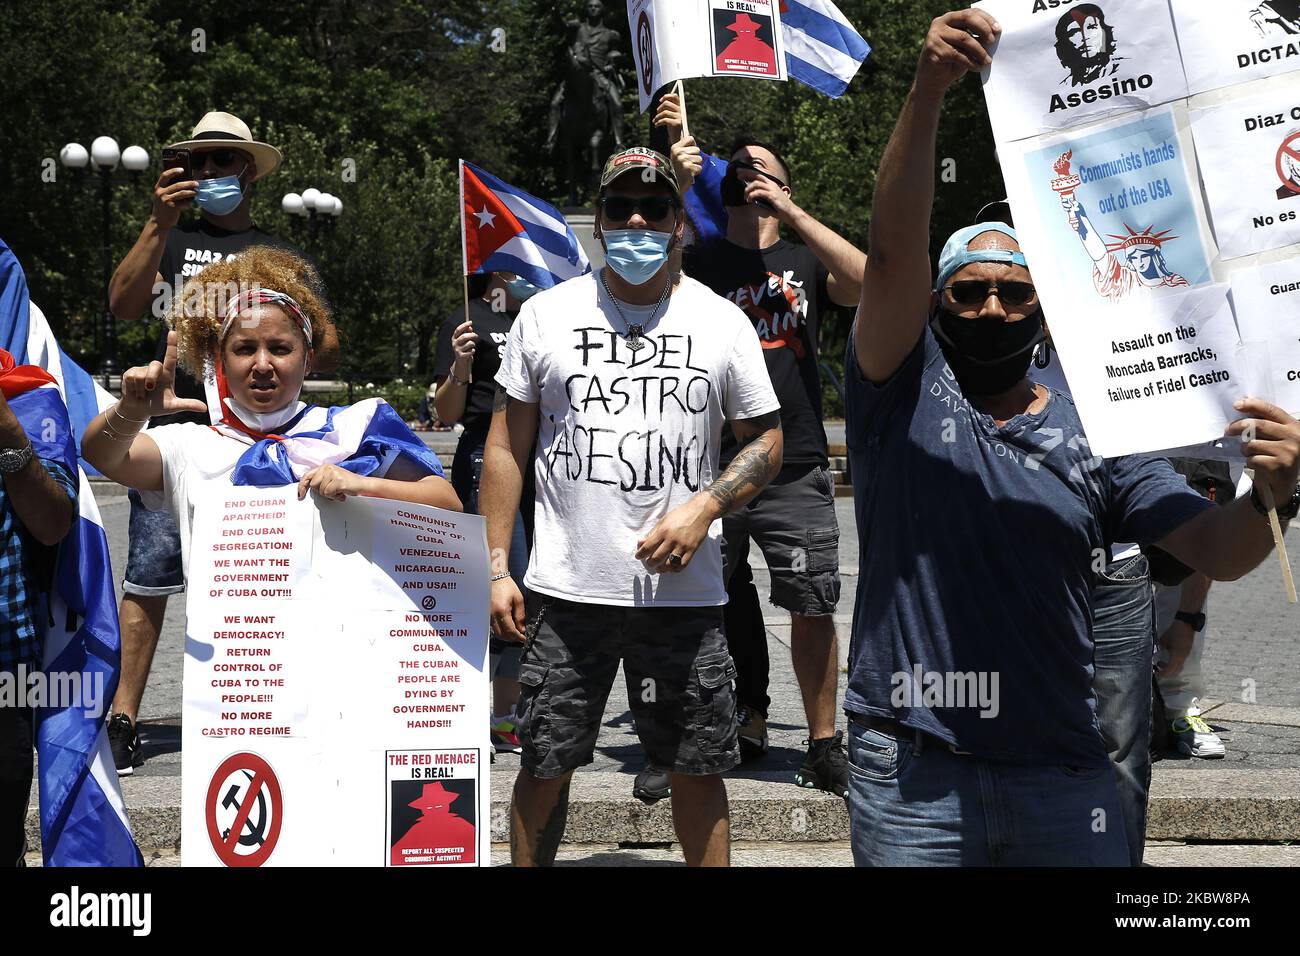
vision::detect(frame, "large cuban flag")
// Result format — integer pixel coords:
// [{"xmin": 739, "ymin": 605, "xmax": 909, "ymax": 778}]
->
[
  {"xmin": 0, "ymin": 239, "xmax": 142, "ymax": 866},
  {"xmin": 780, "ymin": 0, "xmax": 872, "ymax": 99},
  {"xmin": 460, "ymin": 161, "xmax": 591, "ymax": 289}
]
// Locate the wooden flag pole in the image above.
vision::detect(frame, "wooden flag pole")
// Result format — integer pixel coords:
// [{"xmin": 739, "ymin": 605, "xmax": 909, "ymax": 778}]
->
[
  {"xmin": 462, "ymin": 272, "xmax": 472, "ymax": 385},
  {"xmin": 1248, "ymin": 469, "xmax": 1297, "ymax": 603},
  {"xmin": 674, "ymin": 79, "xmax": 690, "ymax": 141}
]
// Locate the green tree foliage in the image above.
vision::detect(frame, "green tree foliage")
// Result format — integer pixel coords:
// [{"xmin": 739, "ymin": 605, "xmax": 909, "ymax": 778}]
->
[{"xmin": 0, "ymin": 0, "xmax": 1000, "ymax": 392}]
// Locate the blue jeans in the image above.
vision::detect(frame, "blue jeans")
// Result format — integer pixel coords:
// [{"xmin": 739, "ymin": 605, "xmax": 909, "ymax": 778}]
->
[
  {"xmin": 847, "ymin": 720, "xmax": 1129, "ymax": 866},
  {"xmin": 1091, "ymin": 553, "xmax": 1156, "ymax": 867}
]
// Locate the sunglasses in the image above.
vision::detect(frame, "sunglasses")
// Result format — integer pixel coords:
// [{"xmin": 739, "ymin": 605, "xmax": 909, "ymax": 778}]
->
[
  {"xmin": 193, "ymin": 148, "xmax": 245, "ymax": 170},
  {"xmin": 728, "ymin": 160, "xmax": 787, "ymax": 190},
  {"xmin": 944, "ymin": 280, "xmax": 1038, "ymax": 308},
  {"xmin": 600, "ymin": 194, "xmax": 678, "ymax": 222}
]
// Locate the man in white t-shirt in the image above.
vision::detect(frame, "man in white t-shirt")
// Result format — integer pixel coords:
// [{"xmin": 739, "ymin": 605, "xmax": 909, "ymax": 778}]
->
[{"xmin": 481, "ymin": 147, "xmax": 783, "ymax": 866}]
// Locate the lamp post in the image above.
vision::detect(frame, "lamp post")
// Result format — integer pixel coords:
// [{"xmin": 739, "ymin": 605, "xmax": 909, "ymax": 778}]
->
[
  {"xmin": 282, "ymin": 187, "xmax": 342, "ymax": 240},
  {"xmin": 60, "ymin": 136, "xmax": 149, "ymax": 383}
]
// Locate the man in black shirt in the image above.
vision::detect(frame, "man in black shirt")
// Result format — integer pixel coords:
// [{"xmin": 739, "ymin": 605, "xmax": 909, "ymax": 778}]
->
[
  {"xmin": 104, "ymin": 111, "xmax": 337, "ymax": 774},
  {"xmin": 659, "ymin": 98, "xmax": 867, "ymax": 797}
]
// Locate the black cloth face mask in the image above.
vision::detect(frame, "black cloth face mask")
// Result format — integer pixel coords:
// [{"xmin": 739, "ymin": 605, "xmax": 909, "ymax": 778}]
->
[
  {"xmin": 721, "ymin": 161, "xmax": 787, "ymax": 208},
  {"xmin": 930, "ymin": 306, "xmax": 1045, "ymax": 398}
]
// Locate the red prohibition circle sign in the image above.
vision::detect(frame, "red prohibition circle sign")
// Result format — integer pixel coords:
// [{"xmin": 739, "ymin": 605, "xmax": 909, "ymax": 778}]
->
[
  {"xmin": 1278, "ymin": 131, "xmax": 1300, "ymax": 196},
  {"xmin": 205, "ymin": 752, "xmax": 283, "ymax": 867},
  {"xmin": 638, "ymin": 11, "xmax": 653, "ymax": 95}
]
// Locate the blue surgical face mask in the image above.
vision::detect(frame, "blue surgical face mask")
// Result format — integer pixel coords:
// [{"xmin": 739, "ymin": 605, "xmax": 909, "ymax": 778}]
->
[
  {"xmin": 601, "ymin": 229, "xmax": 671, "ymax": 286},
  {"xmin": 504, "ymin": 276, "xmax": 541, "ymax": 302},
  {"xmin": 195, "ymin": 174, "xmax": 246, "ymax": 215}
]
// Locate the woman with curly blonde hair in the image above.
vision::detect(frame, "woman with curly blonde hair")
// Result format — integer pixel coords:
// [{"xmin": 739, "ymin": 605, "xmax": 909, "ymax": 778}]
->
[{"xmin": 84, "ymin": 246, "xmax": 460, "ymax": 581}]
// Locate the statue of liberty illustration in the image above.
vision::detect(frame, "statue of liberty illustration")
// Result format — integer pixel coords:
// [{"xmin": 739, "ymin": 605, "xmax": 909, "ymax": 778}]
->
[{"xmin": 1052, "ymin": 150, "xmax": 1188, "ymax": 302}]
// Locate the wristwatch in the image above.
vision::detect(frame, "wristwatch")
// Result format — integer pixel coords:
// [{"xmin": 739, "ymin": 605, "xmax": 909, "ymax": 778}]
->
[
  {"xmin": 0, "ymin": 443, "xmax": 35, "ymax": 475},
  {"xmin": 1174, "ymin": 611, "xmax": 1206, "ymax": 633},
  {"xmin": 1250, "ymin": 481, "xmax": 1300, "ymax": 521}
]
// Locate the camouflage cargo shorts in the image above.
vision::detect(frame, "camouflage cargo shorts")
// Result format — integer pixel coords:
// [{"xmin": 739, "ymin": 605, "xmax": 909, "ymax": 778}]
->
[{"xmin": 515, "ymin": 595, "xmax": 740, "ymax": 779}]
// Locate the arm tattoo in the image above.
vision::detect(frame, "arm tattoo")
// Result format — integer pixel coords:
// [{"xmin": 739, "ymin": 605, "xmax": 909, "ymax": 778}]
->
[
  {"xmin": 708, "ymin": 412, "xmax": 781, "ymax": 516},
  {"xmin": 493, "ymin": 387, "xmax": 513, "ymax": 412}
]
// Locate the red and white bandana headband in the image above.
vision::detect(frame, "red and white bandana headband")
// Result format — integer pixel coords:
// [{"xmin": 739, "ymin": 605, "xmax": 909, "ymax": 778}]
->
[{"xmin": 219, "ymin": 288, "xmax": 313, "ymax": 345}]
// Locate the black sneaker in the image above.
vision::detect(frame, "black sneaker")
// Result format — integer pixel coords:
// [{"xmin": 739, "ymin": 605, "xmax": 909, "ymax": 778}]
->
[
  {"xmin": 794, "ymin": 731, "xmax": 848, "ymax": 800},
  {"xmin": 107, "ymin": 713, "xmax": 141, "ymax": 777},
  {"xmin": 632, "ymin": 765, "xmax": 671, "ymax": 804}
]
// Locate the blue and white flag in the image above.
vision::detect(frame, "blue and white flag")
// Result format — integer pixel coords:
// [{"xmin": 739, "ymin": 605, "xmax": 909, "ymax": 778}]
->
[
  {"xmin": 685, "ymin": 151, "xmax": 731, "ymax": 251},
  {"xmin": 217, "ymin": 398, "xmax": 447, "ymax": 489},
  {"xmin": 461, "ymin": 160, "xmax": 591, "ymax": 290},
  {"xmin": 0, "ymin": 239, "xmax": 141, "ymax": 866},
  {"xmin": 781, "ymin": 0, "xmax": 872, "ymax": 98},
  {"xmin": 0, "ymin": 239, "xmax": 117, "ymax": 468}
]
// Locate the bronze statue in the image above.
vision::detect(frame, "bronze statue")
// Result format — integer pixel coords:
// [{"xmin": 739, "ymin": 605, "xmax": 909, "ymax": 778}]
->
[{"xmin": 546, "ymin": 0, "xmax": 627, "ymax": 205}]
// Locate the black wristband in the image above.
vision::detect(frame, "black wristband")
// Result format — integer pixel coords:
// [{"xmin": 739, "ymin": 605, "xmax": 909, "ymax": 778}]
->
[{"xmin": 1252, "ymin": 482, "xmax": 1300, "ymax": 521}]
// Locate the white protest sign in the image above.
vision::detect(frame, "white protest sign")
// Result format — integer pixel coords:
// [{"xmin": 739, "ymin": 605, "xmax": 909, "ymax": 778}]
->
[
  {"xmin": 1171, "ymin": 0, "xmax": 1300, "ymax": 96},
  {"xmin": 1001, "ymin": 104, "xmax": 1248, "ymax": 456},
  {"xmin": 976, "ymin": 0, "xmax": 1189, "ymax": 143},
  {"xmin": 627, "ymin": 0, "xmax": 786, "ymax": 112},
  {"xmin": 182, "ymin": 487, "xmax": 490, "ymax": 867},
  {"xmin": 1190, "ymin": 74, "xmax": 1300, "ymax": 259},
  {"xmin": 1231, "ymin": 256, "xmax": 1300, "ymax": 413}
]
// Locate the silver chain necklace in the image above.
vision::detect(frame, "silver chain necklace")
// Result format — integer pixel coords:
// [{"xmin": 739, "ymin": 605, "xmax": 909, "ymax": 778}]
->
[{"xmin": 599, "ymin": 267, "xmax": 673, "ymax": 353}]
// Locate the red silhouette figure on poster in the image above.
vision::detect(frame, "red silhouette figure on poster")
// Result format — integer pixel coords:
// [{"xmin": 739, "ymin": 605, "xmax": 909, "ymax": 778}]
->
[
  {"xmin": 715, "ymin": 12, "xmax": 777, "ymax": 75},
  {"xmin": 390, "ymin": 781, "xmax": 477, "ymax": 866}
]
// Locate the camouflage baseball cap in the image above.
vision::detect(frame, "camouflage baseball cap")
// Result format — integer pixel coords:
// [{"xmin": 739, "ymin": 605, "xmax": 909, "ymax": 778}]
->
[{"xmin": 598, "ymin": 147, "xmax": 680, "ymax": 197}]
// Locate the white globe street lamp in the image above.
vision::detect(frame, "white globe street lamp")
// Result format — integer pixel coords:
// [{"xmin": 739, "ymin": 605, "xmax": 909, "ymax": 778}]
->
[
  {"xmin": 121, "ymin": 145, "xmax": 150, "ymax": 172},
  {"xmin": 59, "ymin": 143, "xmax": 89, "ymax": 169},
  {"xmin": 90, "ymin": 135, "xmax": 121, "ymax": 170}
]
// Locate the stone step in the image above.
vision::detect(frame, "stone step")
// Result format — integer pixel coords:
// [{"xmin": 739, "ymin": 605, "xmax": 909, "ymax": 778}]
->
[{"xmin": 32, "ymin": 764, "xmax": 1299, "ymax": 854}]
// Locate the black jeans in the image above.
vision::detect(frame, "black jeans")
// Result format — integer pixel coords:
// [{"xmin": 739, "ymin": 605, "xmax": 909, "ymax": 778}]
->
[
  {"xmin": 723, "ymin": 559, "xmax": 770, "ymax": 716},
  {"xmin": 0, "ymin": 703, "xmax": 34, "ymax": 866}
]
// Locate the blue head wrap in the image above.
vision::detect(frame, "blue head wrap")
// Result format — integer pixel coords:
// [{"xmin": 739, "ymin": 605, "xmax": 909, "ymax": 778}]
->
[{"xmin": 934, "ymin": 222, "xmax": 1029, "ymax": 292}]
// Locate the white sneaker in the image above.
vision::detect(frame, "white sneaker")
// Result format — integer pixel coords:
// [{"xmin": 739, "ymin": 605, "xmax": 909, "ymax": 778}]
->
[{"xmin": 1172, "ymin": 714, "xmax": 1226, "ymax": 759}]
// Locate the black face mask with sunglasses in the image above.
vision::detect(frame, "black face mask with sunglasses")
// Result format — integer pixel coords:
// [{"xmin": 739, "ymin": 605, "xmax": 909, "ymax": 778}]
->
[{"xmin": 930, "ymin": 277, "xmax": 1045, "ymax": 398}]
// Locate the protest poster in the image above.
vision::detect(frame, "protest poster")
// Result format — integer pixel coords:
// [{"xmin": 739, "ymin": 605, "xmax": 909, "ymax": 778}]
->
[
  {"xmin": 627, "ymin": 0, "xmax": 786, "ymax": 111},
  {"xmin": 709, "ymin": 0, "xmax": 783, "ymax": 79},
  {"xmin": 1231, "ymin": 255, "xmax": 1300, "ymax": 414},
  {"xmin": 1190, "ymin": 74, "xmax": 1300, "ymax": 259},
  {"xmin": 975, "ymin": 0, "xmax": 1189, "ymax": 144},
  {"xmin": 1170, "ymin": 0, "xmax": 1300, "ymax": 96},
  {"xmin": 999, "ymin": 104, "xmax": 1249, "ymax": 456},
  {"xmin": 181, "ymin": 487, "xmax": 490, "ymax": 867}
]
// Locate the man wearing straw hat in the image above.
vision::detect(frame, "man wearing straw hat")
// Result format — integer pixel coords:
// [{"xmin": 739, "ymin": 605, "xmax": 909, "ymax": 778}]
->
[{"xmin": 103, "ymin": 111, "xmax": 337, "ymax": 776}]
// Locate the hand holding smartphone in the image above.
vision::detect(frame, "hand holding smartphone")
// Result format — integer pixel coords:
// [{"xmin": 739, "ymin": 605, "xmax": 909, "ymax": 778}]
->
[{"xmin": 153, "ymin": 148, "xmax": 197, "ymax": 224}]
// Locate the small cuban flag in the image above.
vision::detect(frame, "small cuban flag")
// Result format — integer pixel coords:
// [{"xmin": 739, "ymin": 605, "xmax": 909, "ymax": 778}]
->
[
  {"xmin": 780, "ymin": 0, "xmax": 872, "ymax": 99},
  {"xmin": 459, "ymin": 161, "xmax": 591, "ymax": 289}
]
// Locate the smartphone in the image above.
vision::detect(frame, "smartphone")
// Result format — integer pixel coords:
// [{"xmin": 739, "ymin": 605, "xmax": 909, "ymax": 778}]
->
[{"xmin": 160, "ymin": 147, "xmax": 192, "ymax": 181}]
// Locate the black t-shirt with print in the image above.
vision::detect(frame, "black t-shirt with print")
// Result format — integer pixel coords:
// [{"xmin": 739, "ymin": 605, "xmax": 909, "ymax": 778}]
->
[
  {"xmin": 150, "ymin": 219, "xmax": 302, "ymax": 427},
  {"xmin": 433, "ymin": 297, "xmax": 520, "ymax": 440},
  {"xmin": 685, "ymin": 239, "xmax": 831, "ymax": 466}
]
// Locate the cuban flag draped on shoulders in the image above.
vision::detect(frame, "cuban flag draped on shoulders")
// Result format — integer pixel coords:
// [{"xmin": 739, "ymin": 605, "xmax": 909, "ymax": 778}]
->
[
  {"xmin": 780, "ymin": 0, "xmax": 872, "ymax": 99},
  {"xmin": 0, "ymin": 238, "xmax": 142, "ymax": 866},
  {"xmin": 460, "ymin": 160, "xmax": 590, "ymax": 289},
  {"xmin": 218, "ymin": 398, "xmax": 447, "ymax": 488}
]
